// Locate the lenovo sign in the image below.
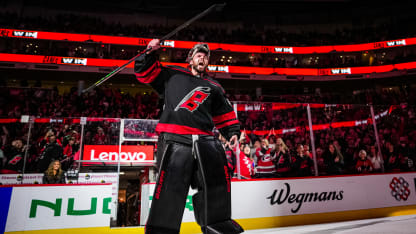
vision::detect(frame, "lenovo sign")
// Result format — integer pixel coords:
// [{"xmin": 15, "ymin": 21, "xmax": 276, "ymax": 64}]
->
[{"xmin": 83, "ymin": 145, "xmax": 154, "ymax": 164}]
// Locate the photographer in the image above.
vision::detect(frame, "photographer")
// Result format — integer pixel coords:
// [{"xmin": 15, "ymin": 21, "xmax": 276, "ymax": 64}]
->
[{"xmin": 37, "ymin": 129, "xmax": 63, "ymax": 172}]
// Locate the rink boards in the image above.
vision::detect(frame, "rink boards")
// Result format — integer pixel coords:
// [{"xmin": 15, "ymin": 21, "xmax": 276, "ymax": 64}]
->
[
  {"xmin": 0, "ymin": 184, "xmax": 113, "ymax": 234},
  {"xmin": 1, "ymin": 172, "xmax": 416, "ymax": 233},
  {"xmin": 141, "ymin": 172, "xmax": 416, "ymax": 232}
]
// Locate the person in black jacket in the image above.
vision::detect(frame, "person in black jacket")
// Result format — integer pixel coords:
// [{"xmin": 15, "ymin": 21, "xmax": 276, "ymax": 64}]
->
[
  {"xmin": 37, "ymin": 134, "xmax": 63, "ymax": 173},
  {"xmin": 135, "ymin": 39, "xmax": 243, "ymax": 234},
  {"xmin": 324, "ymin": 143, "xmax": 344, "ymax": 175},
  {"xmin": 274, "ymin": 143, "xmax": 292, "ymax": 177},
  {"xmin": 42, "ymin": 160, "xmax": 65, "ymax": 184},
  {"xmin": 220, "ymin": 134, "xmax": 236, "ymax": 177},
  {"xmin": 292, "ymin": 144, "xmax": 314, "ymax": 177},
  {"xmin": 2, "ymin": 139, "xmax": 25, "ymax": 173},
  {"xmin": 384, "ymin": 142, "xmax": 401, "ymax": 172}
]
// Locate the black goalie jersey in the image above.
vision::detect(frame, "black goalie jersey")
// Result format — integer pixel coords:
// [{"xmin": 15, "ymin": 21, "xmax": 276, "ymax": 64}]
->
[{"xmin": 134, "ymin": 53, "xmax": 240, "ymax": 140}]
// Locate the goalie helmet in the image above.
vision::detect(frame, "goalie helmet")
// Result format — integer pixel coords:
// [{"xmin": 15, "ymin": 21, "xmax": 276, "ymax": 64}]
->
[{"xmin": 186, "ymin": 43, "xmax": 210, "ymax": 62}]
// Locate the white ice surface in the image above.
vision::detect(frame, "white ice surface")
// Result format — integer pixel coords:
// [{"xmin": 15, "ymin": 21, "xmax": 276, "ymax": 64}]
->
[{"xmin": 242, "ymin": 214, "xmax": 416, "ymax": 234}]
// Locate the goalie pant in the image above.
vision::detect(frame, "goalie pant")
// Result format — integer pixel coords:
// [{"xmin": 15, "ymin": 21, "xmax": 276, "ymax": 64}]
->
[{"xmin": 145, "ymin": 133, "xmax": 244, "ymax": 234}]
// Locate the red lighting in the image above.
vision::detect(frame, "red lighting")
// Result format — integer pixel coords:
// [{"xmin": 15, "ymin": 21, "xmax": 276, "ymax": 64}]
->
[{"xmin": 1, "ymin": 28, "xmax": 415, "ymax": 55}]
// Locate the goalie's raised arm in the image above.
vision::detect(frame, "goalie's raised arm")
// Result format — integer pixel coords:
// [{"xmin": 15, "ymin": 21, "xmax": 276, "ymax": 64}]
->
[{"xmin": 146, "ymin": 39, "xmax": 161, "ymax": 54}]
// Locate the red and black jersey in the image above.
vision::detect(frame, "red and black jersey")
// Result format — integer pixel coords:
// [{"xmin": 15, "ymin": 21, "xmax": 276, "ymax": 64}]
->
[
  {"xmin": 355, "ymin": 158, "xmax": 374, "ymax": 173},
  {"xmin": 292, "ymin": 154, "xmax": 314, "ymax": 177},
  {"xmin": 275, "ymin": 151, "xmax": 291, "ymax": 174},
  {"xmin": 134, "ymin": 53, "xmax": 240, "ymax": 140},
  {"xmin": 255, "ymin": 147, "xmax": 276, "ymax": 175}
]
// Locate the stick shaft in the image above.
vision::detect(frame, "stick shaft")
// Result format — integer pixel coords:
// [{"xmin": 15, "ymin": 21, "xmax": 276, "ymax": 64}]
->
[
  {"xmin": 159, "ymin": 4, "xmax": 221, "ymax": 43},
  {"xmin": 82, "ymin": 3, "xmax": 225, "ymax": 93},
  {"xmin": 82, "ymin": 48, "xmax": 149, "ymax": 93}
]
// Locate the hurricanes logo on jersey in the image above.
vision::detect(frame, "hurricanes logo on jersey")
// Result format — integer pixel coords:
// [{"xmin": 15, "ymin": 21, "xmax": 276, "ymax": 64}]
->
[{"xmin": 175, "ymin": 87, "xmax": 211, "ymax": 112}]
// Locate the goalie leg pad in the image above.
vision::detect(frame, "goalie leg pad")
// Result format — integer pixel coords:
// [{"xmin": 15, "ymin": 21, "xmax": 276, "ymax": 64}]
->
[
  {"xmin": 146, "ymin": 142, "xmax": 195, "ymax": 233},
  {"xmin": 191, "ymin": 137, "xmax": 244, "ymax": 233}
]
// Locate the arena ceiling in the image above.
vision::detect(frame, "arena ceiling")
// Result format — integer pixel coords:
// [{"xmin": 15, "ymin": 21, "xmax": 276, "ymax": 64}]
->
[{"xmin": 2, "ymin": 0, "xmax": 411, "ymax": 26}]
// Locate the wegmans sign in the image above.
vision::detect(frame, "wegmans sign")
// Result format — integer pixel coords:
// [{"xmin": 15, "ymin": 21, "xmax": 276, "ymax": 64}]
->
[{"xmin": 141, "ymin": 173, "xmax": 416, "ymax": 224}]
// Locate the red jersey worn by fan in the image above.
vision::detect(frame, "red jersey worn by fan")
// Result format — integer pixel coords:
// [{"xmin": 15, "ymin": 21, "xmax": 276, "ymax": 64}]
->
[
  {"xmin": 255, "ymin": 147, "xmax": 276, "ymax": 177},
  {"xmin": 238, "ymin": 151, "xmax": 254, "ymax": 178},
  {"xmin": 356, "ymin": 150, "xmax": 374, "ymax": 173}
]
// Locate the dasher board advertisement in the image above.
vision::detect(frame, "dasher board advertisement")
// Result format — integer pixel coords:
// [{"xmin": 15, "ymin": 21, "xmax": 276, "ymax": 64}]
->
[
  {"xmin": 75, "ymin": 172, "xmax": 119, "ymax": 218},
  {"xmin": 0, "ymin": 174, "xmax": 43, "ymax": 185},
  {"xmin": 140, "ymin": 173, "xmax": 416, "ymax": 223},
  {"xmin": 83, "ymin": 145, "xmax": 154, "ymax": 165},
  {"xmin": 3, "ymin": 184, "xmax": 112, "ymax": 232}
]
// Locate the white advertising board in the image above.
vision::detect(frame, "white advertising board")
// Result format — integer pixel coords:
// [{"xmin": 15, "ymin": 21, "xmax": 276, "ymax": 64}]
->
[
  {"xmin": 5, "ymin": 184, "xmax": 112, "ymax": 232},
  {"xmin": 141, "ymin": 173, "xmax": 416, "ymax": 223},
  {"xmin": 75, "ymin": 172, "xmax": 119, "ymax": 218},
  {"xmin": 0, "ymin": 173, "xmax": 120, "ymax": 218},
  {"xmin": 0, "ymin": 174, "xmax": 43, "ymax": 185}
]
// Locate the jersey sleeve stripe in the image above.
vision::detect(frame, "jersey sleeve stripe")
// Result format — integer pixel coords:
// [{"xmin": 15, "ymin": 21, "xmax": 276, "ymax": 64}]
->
[
  {"xmin": 215, "ymin": 119, "xmax": 239, "ymax": 129},
  {"xmin": 213, "ymin": 111, "xmax": 237, "ymax": 124},
  {"xmin": 135, "ymin": 61, "xmax": 161, "ymax": 83},
  {"xmin": 135, "ymin": 60, "xmax": 159, "ymax": 77},
  {"xmin": 135, "ymin": 61, "xmax": 161, "ymax": 82}
]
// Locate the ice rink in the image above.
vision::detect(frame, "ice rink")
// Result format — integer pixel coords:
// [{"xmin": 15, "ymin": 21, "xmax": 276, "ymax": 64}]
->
[{"xmin": 244, "ymin": 214, "xmax": 416, "ymax": 234}]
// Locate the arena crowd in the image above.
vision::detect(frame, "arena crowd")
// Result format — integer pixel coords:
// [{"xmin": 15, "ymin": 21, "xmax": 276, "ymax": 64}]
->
[{"xmin": 0, "ymin": 85, "xmax": 415, "ymax": 178}]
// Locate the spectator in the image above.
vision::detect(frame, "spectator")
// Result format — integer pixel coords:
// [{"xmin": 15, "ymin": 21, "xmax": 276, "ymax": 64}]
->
[
  {"xmin": 276, "ymin": 138, "xmax": 289, "ymax": 152},
  {"xmin": 292, "ymin": 144, "xmax": 314, "ymax": 177},
  {"xmin": 239, "ymin": 144, "xmax": 255, "ymax": 179},
  {"xmin": 368, "ymin": 145, "xmax": 383, "ymax": 173},
  {"xmin": 0, "ymin": 147, "xmax": 4, "ymax": 170},
  {"xmin": 1, "ymin": 139, "xmax": 25, "ymax": 174},
  {"xmin": 397, "ymin": 137, "xmax": 414, "ymax": 171},
  {"xmin": 408, "ymin": 141, "xmax": 416, "ymax": 168},
  {"xmin": 61, "ymin": 137, "xmax": 79, "ymax": 170},
  {"xmin": 274, "ymin": 143, "xmax": 292, "ymax": 177},
  {"xmin": 92, "ymin": 127, "xmax": 108, "ymax": 145},
  {"xmin": 267, "ymin": 133, "xmax": 276, "ymax": 149},
  {"xmin": 60, "ymin": 124, "xmax": 74, "ymax": 146},
  {"xmin": 324, "ymin": 143, "xmax": 344, "ymax": 175},
  {"xmin": 355, "ymin": 150, "xmax": 374, "ymax": 174},
  {"xmin": 303, "ymin": 144, "xmax": 311, "ymax": 158},
  {"xmin": 254, "ymin": 139, "xmax": 277, "ymax": 178},
  {"xmin": 42, "ymin": 160, "xmax": 65, "ymax": 184},
  {"xmin": 384, "ymin": 142, "xmax": 401, "ymax": 172},
  {"xmin": 251, "ymin": 140, "xmax": 261, "ymax": 157},
  {"xmin": 37, "ymin": 134, "xmax": 63, "ymax": 172},
  {"xmin": 315, "ymin": 147, "xmax": 326, "ymax": 175},
  {"xmin": 220, "ymin": 134, "xmax": 236, "ymax": 177},
  {"xmin": 1, "ymin": 125, "xmax": 8, "ymax": 149}
]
